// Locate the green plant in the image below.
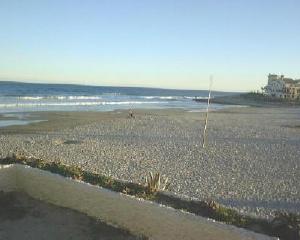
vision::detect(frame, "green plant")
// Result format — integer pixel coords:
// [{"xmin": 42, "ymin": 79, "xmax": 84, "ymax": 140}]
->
[{"xmin": 145, "ymin": 172, "xmax": 169, "ymax": 194}]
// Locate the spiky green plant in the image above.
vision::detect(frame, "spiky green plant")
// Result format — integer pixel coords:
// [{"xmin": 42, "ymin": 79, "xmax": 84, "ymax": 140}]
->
[{"xmin": 145, "ymin": 172, "xmax": 169, "ymax": 194}]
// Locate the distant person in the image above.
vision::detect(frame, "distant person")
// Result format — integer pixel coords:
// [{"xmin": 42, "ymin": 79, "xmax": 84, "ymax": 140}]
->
[{"xmin": 129, "ymin": 109, "xmax": 135, "ymax": 118}]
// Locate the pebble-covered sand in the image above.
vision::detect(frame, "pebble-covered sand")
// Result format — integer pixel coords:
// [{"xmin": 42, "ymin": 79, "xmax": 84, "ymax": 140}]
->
[{"xmin": 0, "ymin": 107, "xmax": 299, "ymax": 219}]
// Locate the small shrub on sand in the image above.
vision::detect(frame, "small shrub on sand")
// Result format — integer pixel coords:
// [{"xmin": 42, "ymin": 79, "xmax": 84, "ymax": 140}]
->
[{"xmin": 145, "ymin": 172, "xmax": 169, "ymax": 194}]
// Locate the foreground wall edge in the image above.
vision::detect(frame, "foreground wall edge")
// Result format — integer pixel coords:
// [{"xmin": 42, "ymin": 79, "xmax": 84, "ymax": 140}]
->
[
  {"xmin": 0, "ymin": 164, "xmax": 275, "ymax": 240},
  {"xmin": 0, "ymin": 164, "xmax": 17, "ymax": 192}
]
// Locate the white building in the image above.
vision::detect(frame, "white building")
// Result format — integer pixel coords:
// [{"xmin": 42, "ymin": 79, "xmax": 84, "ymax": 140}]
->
[{"xmin": 263, "ymin": 74, "xmax": 300, "ymax": 100}]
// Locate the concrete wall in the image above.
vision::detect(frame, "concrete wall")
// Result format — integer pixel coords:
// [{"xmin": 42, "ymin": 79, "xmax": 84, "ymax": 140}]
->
[
  {"xmin": 0, "ymin": 164, "xmax": 275, "ymax": 240},
  {"xmin": 0, "ymin": 164, "xmax": 17, "ymax": 192}
]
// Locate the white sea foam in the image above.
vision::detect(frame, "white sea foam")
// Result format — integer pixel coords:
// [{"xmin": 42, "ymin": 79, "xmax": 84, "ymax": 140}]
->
[
  {"xmin": 0, "ymin": 101, "xmax": 163, "ymax": 108},
  {"xmin": 67, "ymin": 96, "xmax": 103, "ymax": 100},
  {"xmin": 143, "ymin": 96, "xmax": 180, "ymax": 100},
  {"xmin": 19, "ymin": 96, "xmax": 44, "ymax": 100},
  {"xmin": 16, "ymin": 95, "xmax": 205, "ymax": 101},
  {"xmin": 142, "ymin": 96, "xmax": 208, "ymax": 100},
  {"xmin": 19, "ymin": 96, "xmax": 103, "ymax": 100}
]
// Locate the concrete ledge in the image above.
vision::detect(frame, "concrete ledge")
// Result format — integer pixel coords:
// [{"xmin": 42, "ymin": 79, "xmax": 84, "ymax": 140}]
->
[
  {"xmin": 0, "ymin": 164, "xmax": 275, "ymax": 240},
  {"xmin": 0, "ymin": 164, "xmax": 17, "ymax": 192}
]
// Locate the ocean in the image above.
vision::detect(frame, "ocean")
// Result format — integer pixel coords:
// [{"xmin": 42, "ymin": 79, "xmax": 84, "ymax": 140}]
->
[{"xmin": 0, "ymin": 81, "xmax": 235, "ymax": 113}]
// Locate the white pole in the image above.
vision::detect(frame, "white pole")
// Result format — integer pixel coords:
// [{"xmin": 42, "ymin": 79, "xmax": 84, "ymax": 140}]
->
[{"xmin": 202, "ymin": 76, "xmax": 213, "ymax": 148}]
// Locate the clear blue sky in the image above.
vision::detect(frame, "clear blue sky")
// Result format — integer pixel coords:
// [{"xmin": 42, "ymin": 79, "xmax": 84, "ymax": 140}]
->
[{"xmin": 0, "ymin": 0, "xmax": 299, "ymax": 91}]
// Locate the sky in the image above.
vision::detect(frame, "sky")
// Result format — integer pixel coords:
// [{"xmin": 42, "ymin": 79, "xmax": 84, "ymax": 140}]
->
[{"xmin": 0, "ymin": 0, "xmax": 299, "ymax": 91}]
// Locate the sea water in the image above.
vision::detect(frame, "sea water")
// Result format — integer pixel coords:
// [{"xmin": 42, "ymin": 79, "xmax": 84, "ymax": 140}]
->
[{"xmin": 0, "ymin": 81, "xmax": 235, "ymax": 113}]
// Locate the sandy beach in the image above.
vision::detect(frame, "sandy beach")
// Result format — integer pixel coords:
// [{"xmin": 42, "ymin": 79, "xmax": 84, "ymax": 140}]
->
[{"xmin": 0, "ymin": 106, "xmax": 299, "ymax": 219}]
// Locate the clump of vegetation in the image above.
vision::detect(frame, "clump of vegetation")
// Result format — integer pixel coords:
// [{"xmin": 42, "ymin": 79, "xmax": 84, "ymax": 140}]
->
[
  {"xmin": 1, "ymin": 153, "xmax": 300, "ymax": 240},
  {"xmin": 2, "ymin": 152, "xmax": 147, "ymax": 197},
  {"xmin": 145, "ymin": 172, "xmax": 169, "ymax": 194},
  {"xmin": 271, "ymin": 211, "xmax": 300, "ymax": 240}
]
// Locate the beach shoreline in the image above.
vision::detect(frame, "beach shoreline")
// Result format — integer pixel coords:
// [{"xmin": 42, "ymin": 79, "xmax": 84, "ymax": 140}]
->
[
  {"xmin": 194, "ymin": 94, "xmax": 300, "ymax": 107},
  {"xmin": 0, "ymin": 106, "xmax": 299, "ymax": 218}
]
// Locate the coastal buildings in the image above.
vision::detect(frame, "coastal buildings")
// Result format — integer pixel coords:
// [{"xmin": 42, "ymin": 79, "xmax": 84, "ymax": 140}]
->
[{"xmin": 263, "ymin": 74, "xmax": 300, "ymax": 100}]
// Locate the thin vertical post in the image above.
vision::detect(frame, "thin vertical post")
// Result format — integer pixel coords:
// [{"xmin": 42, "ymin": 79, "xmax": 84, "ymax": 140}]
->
[{"xmin": 202, "ymin": 76, "xmax": 213, "ymax": 148}]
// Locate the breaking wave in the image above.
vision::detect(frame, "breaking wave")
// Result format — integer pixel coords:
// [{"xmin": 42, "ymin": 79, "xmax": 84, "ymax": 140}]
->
[
  {"xmin": 19, "ymin": 96, "xmax": 103, "ymax": 100},
  {"xmin": 0, "ymin": 101, "xmax": 164, "ymax": 108}
]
